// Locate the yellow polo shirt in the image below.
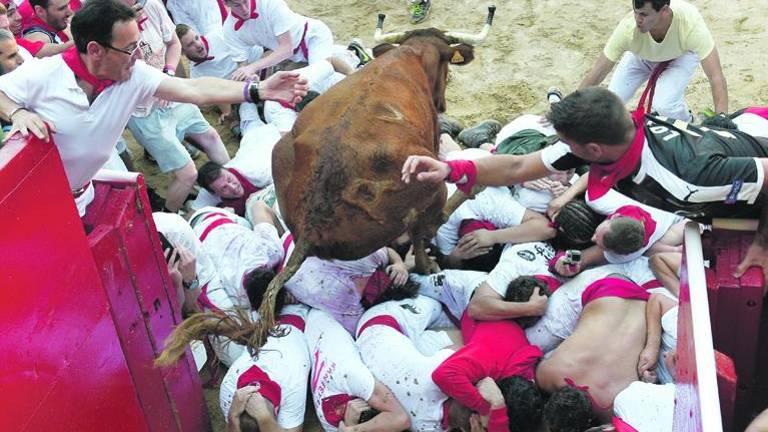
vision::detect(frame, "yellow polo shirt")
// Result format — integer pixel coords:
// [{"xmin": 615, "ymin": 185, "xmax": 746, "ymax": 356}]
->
[{"xmin": 603, "ymin": 0, "xmax": 715, "ymax": 63}]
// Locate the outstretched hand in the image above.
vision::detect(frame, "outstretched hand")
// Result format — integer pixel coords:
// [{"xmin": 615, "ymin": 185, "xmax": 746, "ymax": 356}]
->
[
  {"xmin": 258, "ymin": 71, "xmax": 309, "ymax": 105},
  {"xmin": 401, "ymin": 155, "xmax": 451, "ymax": 184}
]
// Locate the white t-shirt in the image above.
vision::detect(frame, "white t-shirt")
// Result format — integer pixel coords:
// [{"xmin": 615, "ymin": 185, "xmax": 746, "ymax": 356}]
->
[
  {"xmin": 152, "ymin": 212, "xmax": 217, "ymax": 288},
  {"xmin": 220, "ymin": 304, "xmax": 310, "ymax": 428},
  {"xmin": 435, "ymin": 186, "xmax": 529, "ymax": 256},
  {"xmin": 133, "ymin": 0, "xmax": 176, "ymax": 117},
  {"xmin": 191, "ymin": 123, "xmax": 281, "ymax": 210},
  {"xmin": 285, "ymin": 248, "xmax": 388, "ymax": 334},
  {"xmin": 166, "ymin": 0, "xmax": 223, "ymax": 37},
  {"xmin": 189, "ymin": 30, "xmax": 238, "ymax": 80},
  {"xmin": 193, "ymin": 209, "xmax": 283, "ymax": 308},
  {"xmin": 587, "ymin": 188, "xmax": 685, "ymax": 263},
  {"xmin": 613, "ymin": 382, "xmax": 675, "ymax": 432},
  {"xmin": 0, "ymin": 55, "xmax": 163, "ymax": 190},
  {"xmin": 412, "ymin": 269, "xmax": 487, "ymax": 321},
  {"xmin": 485, "ymin": 241, "xmax": 556, "ymax": 297},
  {"xmin": 222, "ymin": 0, "xmax": 306, "ymax": 63},
  {"xmin": 306, "ymin": 309, "xmax": 376, "ymax": 432},
  {"xmin": 264, "ymin": 60, "xmax": 344, "ymax": 132}
]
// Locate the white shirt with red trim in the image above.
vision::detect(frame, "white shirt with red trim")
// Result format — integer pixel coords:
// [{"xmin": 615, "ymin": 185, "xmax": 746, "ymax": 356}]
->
[
  {"xmin": 587, "ymin": 189, "xmax": 685, "ymax": 263},
  {"xmin": 192, "ymin": 209, "xmax": 283, "ymax": 308},
  {"xmin": 166, "ymin": 0, "xmax": 223, "ymax": 37},
  {"xmin": 133, "ymin": 0, "xmax": 176, "ymax": 117},
  {"xmin": 264, "ymin": 60, "xmax": 344, "ymax": 133},
  {"xmin": 485, "ymin": 241, "xmax": 557, "ymax": 298},
  {"xmin": 434, "ymin": 186, "xmax": 529, "ymax": 256},
  {"xmin": 191, "ymin": 123, "xmax": 281, "ymax": 210},
  {"xmin": 306, "ymin": 308, "xmax": 376, "ymax": 432},
  {"xmin": 284, "ymin": 248, "xmax": 389, "ymax": 335},
  {"xmin": 222, "ymin": 0, "xmax": 306, "ymax": 63},
  {"xmin": 220, "ymin": 304, "xmax": 311, "ymax": 428},
  {"xmin": 152, "ymin": 212, "xmax": 217, "ymax": 288},
  {"xmin": 189, "ymin": 30, "xmax": 238, "ymax": 80},
  {"xmin": 0, "ymin": 55, "xmax": 164, "ymax": 190}
]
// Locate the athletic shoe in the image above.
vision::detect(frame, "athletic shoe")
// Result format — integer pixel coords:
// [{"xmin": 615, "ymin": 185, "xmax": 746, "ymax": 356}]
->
[
  {"xmin": 546, "ymin": 86, "xmax": 564, "ymax": 104},
  {"xmin": 184, "ymin": 141, "xmax": 201, "ymax": 160},
  {"xmin": 408, "ymin": 0, "xmax": 431, "ymax": 24},
  {"xmin": 458, "ymin": 119, "xmax": 503, "ymax": 148},
  {"xmin": 347, "ymin": 38, "xmax": 372, "ymax": 67},
  {"xmin": 438, "ymin": 114, "xmax": 464, "ymax": 139}
]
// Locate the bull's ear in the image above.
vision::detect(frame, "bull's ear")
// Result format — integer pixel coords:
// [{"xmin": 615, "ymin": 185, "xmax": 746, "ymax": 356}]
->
[
  {"xmin": 447, "ymin": 44, "xmax": 474, "ymax": 65},
  {"xmin": 372, "ymin": 43, "xmax": 397, "ymax": 58}
]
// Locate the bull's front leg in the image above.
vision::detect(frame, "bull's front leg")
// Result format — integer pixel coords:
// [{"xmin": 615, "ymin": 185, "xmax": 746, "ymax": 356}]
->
[{"xmin": 411, "ymin": 235, "xmax": 440, "ymax": 274}]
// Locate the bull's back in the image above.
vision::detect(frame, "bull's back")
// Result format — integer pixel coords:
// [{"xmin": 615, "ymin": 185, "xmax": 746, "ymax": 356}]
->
[{"xmin": 272, "ymin": 49, "xmax": 445, "ymax": 259}]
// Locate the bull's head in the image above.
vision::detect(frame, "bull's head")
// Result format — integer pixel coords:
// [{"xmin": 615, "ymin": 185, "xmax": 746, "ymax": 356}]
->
[{"xmin": 371, "ymin": 6, "xmax": 496, "ymax": 112}]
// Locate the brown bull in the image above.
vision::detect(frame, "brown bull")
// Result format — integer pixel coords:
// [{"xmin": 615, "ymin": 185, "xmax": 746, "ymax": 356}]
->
[{"xmin": 256, "ymin": 8, "xmax": 496, "ymax": 344}]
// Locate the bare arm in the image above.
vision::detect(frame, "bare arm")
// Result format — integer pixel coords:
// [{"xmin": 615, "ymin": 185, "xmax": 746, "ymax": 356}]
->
[
  {"xmin": 232, "ymin": 32, "xmax": 294, "ymax": 81},
  {"xmin": 650, "ymin": 252, "xmax": 681, "ymax": 297},
  {"xmin": 548, "ymin": 173, "xmax": 588, "ymax": 219},
  {"xmin": 154, "ymin": 71, "xmax": 307, "ymax": 106},
  {"xmin": 475, "ymin": 152, "xmax": 554, "ymax": 187},
  {"xmin": 488, "ymin": 210, "xmax": 556, "ymax": 244},
  {"xmin": 163, "ymin": 31, "xmax": 183, "ymax": 72},
  {"xmin": 700, "ymin": 47, "xmax": 728, "ymax": 114},
  {"xmin": 342, "ymin": 381, "xmax": 411, "ymax": 432},
  {"xmin": 579, "ymin": 53, "xmax": 615, "ymax": 89},
  {"xmin": 467, "ymin": 282, "xmax": 544, "ymax": 321},
  {"xmin": 34, "ymin": 40, "xmax": 74, "ymax": 58},
  {"xmin": 0, "ymin": 90, "xmax": 53, "ymax": 141},
  {"xmin": 637, "ymin": 294, "xmax": 663, "ymax": 376}
]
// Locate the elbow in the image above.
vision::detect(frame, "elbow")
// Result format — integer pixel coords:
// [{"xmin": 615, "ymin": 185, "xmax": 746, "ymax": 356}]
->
[
  {"xmin": 467, "ymin": 299, "xmax": 485, "ymax": 320},
  {"xmin": 392, "ymin": 410, "xmax": 411, "ymax": 431}
]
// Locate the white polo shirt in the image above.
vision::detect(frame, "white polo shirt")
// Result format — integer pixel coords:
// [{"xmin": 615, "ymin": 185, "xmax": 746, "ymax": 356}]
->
[
  {"xmin": 220, "ymin": 304, "xmax": 310, "ymax": 428},
  {"xmin": 189, "ymin": 30, "xmax": 238, "ymax": 80},
  {"xmin": 264, "ymin": 60, "xmax": 344, "ymax": 133},
  {"xmin": 0, "ymin": 55, "xmax": 164, "ymax": 190},
  {"xmin": 306, "ymin": 309, "xmax": 376, "ymax": 432},
  {"xmin": 222, "ymin": 0, "xmax": 306, "ymax": 63},
  {"xmin": 166, "ymin": 0, "xmax": 224, "ymax": 37},
  {"xmin": 134, "ymin": 0, "xmax": 176, "ymax": 117},
  {"xmin": 485, "ymin": 241, "xmax": 556, "ymax": 297}
]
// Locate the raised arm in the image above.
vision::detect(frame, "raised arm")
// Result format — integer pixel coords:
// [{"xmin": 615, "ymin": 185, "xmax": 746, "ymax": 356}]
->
[
  {"xmin": 154, "ymin": 71, "xmax": 308, "ymax": 106},
  {"xmin": 700, "ymin": 47, "xmax": 728, "ymax": 115},
  {"xmin": 579, "ymin": 53, "xmax": 615, "ymax": 89}
]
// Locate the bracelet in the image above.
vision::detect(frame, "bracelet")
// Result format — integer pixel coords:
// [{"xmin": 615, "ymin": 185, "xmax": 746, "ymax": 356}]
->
[
  {"xmin": 163, "ymin": 65, "xmax": 176, "ymax": 76},
  {"xmin": 7, "ymin": 107, "xmax": 25, "ymax": 120}
]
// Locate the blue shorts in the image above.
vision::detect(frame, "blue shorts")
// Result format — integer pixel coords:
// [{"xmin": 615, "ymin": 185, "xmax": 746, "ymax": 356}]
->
[{"xmin": 127, "ymin": 103, "xmax": 211, "ymax": 172}]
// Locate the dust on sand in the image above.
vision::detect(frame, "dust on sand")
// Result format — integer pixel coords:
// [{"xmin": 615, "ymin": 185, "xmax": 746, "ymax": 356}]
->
[{"xmin": 130, "ymin": 1, "xmax": 766, "ymax": 430}]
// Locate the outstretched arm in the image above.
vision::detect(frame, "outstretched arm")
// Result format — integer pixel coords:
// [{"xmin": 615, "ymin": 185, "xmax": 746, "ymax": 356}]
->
[
  {"xmin": 700, "ymin": 47, "xmax": 728, "ymax": 115},
  {"xmin": 579, "ymin": 53, "xmax": 615, "ymax": 89}
]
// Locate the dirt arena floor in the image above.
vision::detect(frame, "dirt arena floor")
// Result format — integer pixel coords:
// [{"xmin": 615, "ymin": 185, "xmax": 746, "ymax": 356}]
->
[{"xmin": 123, "ymin": 1, "xmax": 768, "ymax": 430}]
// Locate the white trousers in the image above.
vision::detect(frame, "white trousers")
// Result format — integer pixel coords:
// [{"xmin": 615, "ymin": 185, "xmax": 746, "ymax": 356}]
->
[{"xmin": 608, "ymin": 51, "xmax": 699, "ymax": 121}]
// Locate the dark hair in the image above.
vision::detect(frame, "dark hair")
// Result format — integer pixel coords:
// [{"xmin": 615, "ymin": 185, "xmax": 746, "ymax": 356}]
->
[
  {"xmin": 239, "ymin": 413, "xmax": 259, "ymax": 432},
  {"xmin": 603, "ymin": 217, "xmax": 644, "ymax": 255},
  {"xmin": 362, "ymin": 272, "xmax": 420, "ymax": 308},
  {"xmin": 463, "ymin": 243, "xmax": 503, "ymax": 273},
  {"xmin": 554, "ymin": 199, "xmax": 604, "ymax": 248},
  {"xmin": 197, "ymin": 161, "xmax": 225, "ymax": 192},
  {"xmin": 498, "ymin": 376, "xmax": 544, "ymax": 432},
  {"xmin": 29, "ymin": 0, "xmax": 50, "ymax": 9},
  {"xmin": 243, "ymin": 268, "xmax": 285, "ymax": 311},
  {"xmin": 633, "ymin": 0, "xmax": 670, "ymax": 11},
  {"xmin": 546, "ymin": 87, "xmax": 634, "ymax": 146},
  {"xmin": 544, "ymin": 387, "xmax": 592, "ymax": 432},
  {"xmin": 71, "ymin": 0, "xmax": 136, "ymax": 54},
  {"xmin": 175, "ymin": 23, "xmax": 192, "ymax": 40},
  {"xmin": 503, "ymin": 276, "xmax": 551, "ymax": 328},
  {"xmin": 295, "ymin": 90, "xmax": 321, "ymax": 113}
]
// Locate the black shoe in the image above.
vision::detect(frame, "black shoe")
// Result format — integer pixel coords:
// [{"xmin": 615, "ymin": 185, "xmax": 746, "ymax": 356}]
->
[
  {"xmin": 546, "ymin": 86, "xmax": 564, "ymax": 104},
  {"xmin": 144, "ymin": 150, "xmax": 157, "ymax": 164},
  {"xmin": 438, "ymin": 115, "xmax": 464, "ymax": 139},
  {"xmin": 458, "ymin": 119, "xmax": 502, "ymax": 148},
  {"xmin": 145, "ymin": 186, "xmax": 166, "ymax": 212},
  {"xmin": 347, "ymin": 38, "xmax": 372, "ymax": 67}
]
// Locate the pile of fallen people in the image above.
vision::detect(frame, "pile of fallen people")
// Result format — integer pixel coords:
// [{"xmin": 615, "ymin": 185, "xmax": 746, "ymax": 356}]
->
[{"xmin": 3, "ymin": 0, "xmax": 768, "ymax": 431}]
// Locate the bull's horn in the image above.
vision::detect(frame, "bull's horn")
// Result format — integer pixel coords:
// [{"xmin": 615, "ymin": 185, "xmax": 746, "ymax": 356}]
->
[
  {"xmin": 374, "ymin": 13, "xmax": 407, "ymax": 44},
  {"xmin": 445, "ymin": 5, "xmax": 496, "ymax": 45}
]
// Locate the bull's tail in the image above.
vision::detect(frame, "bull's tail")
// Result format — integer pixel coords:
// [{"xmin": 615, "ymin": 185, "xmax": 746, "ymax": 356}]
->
[{"xmin": 254, "ymin": 241, "xmax": 310, "ymax": 348}]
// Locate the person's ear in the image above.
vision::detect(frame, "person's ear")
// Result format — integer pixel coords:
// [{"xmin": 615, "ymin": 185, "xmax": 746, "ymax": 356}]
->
[
  {"xmin": 86, "ymin": 41, "xmax": 104, "ymax": 59},
  {"xmin": 585, "ymin": 142, "xmax": 603, "ymax": 159}
]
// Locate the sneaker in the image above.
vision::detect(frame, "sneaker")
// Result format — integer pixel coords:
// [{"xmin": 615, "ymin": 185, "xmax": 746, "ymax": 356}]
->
[
  {"xmin": 458, "ymin": 119, "xmax": 503, "ymax": 148},
  {"xmin": 143, "ymin": 150, "xmax": 157, "ymax": 164},
  {"xmin": 438, "ymin": 115, "xmax": 464, "ymax": 139},
  {"xmin": 347, "ymin": 38, "xmax": 372, "ymax": 67},
  {"xmin": 408, "ymin": 0, "xmax": 431, "ymax": 24},
  {"xmin": 546, "ymin": 86, "xmax": 564, "ymax": 104},
  {"xmin": 184, "ymin": 141, "xmax": 201, "ymax": 160}
]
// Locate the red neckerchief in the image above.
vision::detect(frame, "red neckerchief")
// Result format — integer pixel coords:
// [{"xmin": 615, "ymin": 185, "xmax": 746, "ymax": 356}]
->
[
  {"xmin": 611, "ymin": 205, "xmax": 657, "ymax": 246},
  {"xmin": 61, "ymin": 46, "xmax": 115, "ymax": 96},
  {"xmin": 193, "ymin": 36, "xmax": 215, "ymax": 65},
  {"xmin": 458, "ymin": 219, "xmax": 496, "ymax": 238},
  {"xmin": 236, "ymin": 365, "xmax": 282, "ymax": 416},
  {"xmin": 745, "ymin": 106, "xmax": 768, "ymax": 119},
  {"xmin": 321, "ymin": 394, "xmax": 354, "ymax": 427},
  {"xmin": 137, "ymin": 16, "xmax": 149, "ymax": 31},
  {"xmin": 277, "ymin": 100, "xmax": 297, "ymax": 111},
  {"xmin": 219, "ymin": 168, "xmax": 261, "ymax": 216},
  {"xmin": 362, "ymin": 268, "xmax": 392, "ymax": 306},
  {"xmin": 586, "ymin": 109, "xmax": 646, "ymax": 200},
  {"xmin": 232, "ymin": 0, "xmax": 259, "ymax": 31},
  {"xmin": 216, "ymin": 0, "xmax": 229, "ymax": 24}
]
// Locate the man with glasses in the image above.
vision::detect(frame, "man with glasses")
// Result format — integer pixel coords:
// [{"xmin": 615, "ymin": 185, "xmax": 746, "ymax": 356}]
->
[
  {"xmin": 0, "ymin": 0, "xmax": 307, "ymax": 217},
  {"xmin": 121, "ymin": 0, "xmax": 232, "ymax": 213}
]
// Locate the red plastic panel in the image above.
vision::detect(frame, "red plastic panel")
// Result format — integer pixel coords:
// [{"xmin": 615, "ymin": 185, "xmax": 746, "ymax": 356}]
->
[
  {"xmin": 0, "ymin": 135, "xmax": 148, "ymax": 432},
  {"xmin": 716, "ymin": 351, "xmax": 737, "ymax": 432}
]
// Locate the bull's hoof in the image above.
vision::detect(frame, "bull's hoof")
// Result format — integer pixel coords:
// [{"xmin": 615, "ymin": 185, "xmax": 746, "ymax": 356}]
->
[
  {"xmin": 438, "ymin": 115, "xmax": 464, "ymax": 139},
  {"xmin": 458, "ymin": 119, "xmax": 502, "ymax": 148}
]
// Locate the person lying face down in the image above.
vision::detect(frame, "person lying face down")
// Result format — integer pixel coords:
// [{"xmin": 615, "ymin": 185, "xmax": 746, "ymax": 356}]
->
[{"xmin": 535, "ymin": 274, "xmax": 650, "ymax": 429}]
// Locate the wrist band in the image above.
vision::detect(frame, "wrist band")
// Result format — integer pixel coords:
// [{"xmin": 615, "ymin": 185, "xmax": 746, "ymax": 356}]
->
[
  {"xmin": 248, "ymin": 80, "xmax": 261, "ymax": 105},
  {"xmin": 548, "ymin": 251, "xmax": 567, "ymax": 274},
  {"xmin": 243, "ymin": 79, "xmax": 253, "ymax": 103},
  {"xmin": 445, "ymin": 159, "xmax": 478, "ymax": 195},
  {"xmin": 163, "ymin": 65, "xmax": 176, "ymax": 76}
]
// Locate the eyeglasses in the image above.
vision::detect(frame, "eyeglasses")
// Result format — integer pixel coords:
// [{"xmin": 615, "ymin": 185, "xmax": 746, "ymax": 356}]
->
[
  {"xmin": 132, "ymin": 0, "xmax": 147, "ymax": 11},
  {"xmin": 103, "ymin": 43, "xmax": 140, "ymax": 56}
]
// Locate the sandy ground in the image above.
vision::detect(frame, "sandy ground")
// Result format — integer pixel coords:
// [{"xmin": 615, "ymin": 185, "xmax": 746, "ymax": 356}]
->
[{"xmin": 124, "ymin": 1, "xmax": 768, "ymax": 430}]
